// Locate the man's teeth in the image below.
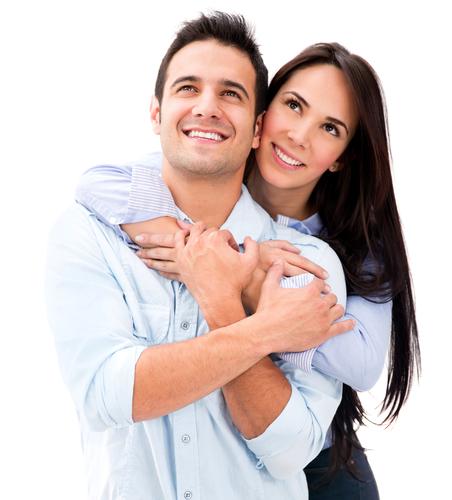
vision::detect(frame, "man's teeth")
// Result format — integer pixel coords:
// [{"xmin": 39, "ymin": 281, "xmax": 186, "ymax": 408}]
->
[
  {"xmin": 187, "ymin": 130, "xmax": 224, "ymax": 141},
  {"xmin": 274, "ymin": 146, "xmax": 303, "ymax": 166}
]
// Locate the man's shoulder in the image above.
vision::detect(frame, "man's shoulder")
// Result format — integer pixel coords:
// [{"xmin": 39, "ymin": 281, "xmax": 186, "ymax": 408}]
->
[
  {"xmin": 261, "ymin": 212, "xmax": 329, "ymax": 251},
  {"xmin": 49, "ymin": 203, "xmax": 113, "ymax": 243},
  {"xmin": 116, "ymin": 151, "xmax": 162, "ymax": 171},
  {"xmin": 51, "ymin": 203, "xmax": 91, "ymax": 229},
  {"xmin": 237, "ymin": 189, "xmax": 330, "ymax": 252}
]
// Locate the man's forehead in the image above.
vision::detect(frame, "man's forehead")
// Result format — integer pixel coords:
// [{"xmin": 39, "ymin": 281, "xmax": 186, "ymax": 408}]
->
[{"xmin": 164, "ymin": 40, "xmax": 256, "ymax": 94}]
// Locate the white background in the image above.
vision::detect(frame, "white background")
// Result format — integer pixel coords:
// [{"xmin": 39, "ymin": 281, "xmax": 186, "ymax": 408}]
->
[{"xmin": 1, "ymin": 1, "xmax": 450, "ymax": 498}]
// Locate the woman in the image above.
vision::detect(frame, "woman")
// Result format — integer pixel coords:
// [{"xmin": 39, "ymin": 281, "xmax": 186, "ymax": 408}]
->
[{"xmin": 76, "ymin": 43, "xmax": 420, "ymax": 498}]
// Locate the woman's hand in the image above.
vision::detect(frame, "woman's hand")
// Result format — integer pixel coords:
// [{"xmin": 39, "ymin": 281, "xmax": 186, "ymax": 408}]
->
[
  {"xmin": 242, "ymin": 240, "xmax": 329, "ymax": 312},
  {"xmin": 257, "ymin": 240, "xmax": 329, "ymax": 278},
  {"xmin": 122, "ymin": 218, "xmax": 184, "ymax": 280}
]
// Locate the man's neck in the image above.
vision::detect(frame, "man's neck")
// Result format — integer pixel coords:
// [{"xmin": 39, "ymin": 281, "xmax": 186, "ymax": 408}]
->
[{"xmin": 162, "ymin": 163, "xmax": 244, "ymax": 228}]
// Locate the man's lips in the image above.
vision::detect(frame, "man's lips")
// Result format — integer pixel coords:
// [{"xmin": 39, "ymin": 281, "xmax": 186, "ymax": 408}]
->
[{"xmin": 183, "ymin": 128, "xmax": 228, "ymax": 142}]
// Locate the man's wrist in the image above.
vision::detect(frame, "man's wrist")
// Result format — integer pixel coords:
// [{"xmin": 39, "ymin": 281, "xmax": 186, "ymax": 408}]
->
[{"xmin": 200, "ymin": 294, "xmax": 246, "ymax": 329}]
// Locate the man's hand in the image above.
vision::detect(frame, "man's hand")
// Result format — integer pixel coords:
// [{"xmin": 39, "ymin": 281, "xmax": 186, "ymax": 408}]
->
[
  {"xmin": 133, "ymin": 230, "xmax": 328, "ymax": 288},
  {"xmin": 171, "ymin": 222, "xmax": 259, "ymax": 319},
  {"xmin": 243, "ymin": 240, "xmax": 329, "ymax": 312},
  {"xmin": 254, "ymin": 261, "xmax": 355, "ymax": 353}
]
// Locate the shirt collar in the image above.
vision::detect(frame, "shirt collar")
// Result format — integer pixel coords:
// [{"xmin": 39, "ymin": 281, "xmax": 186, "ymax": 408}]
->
[
  {"xmin": 276, "ymin": 212, "xmax": 324, "ymax": 237},
  {"xmin": 221, "ymin": 185, "xmax": 267, "ymax": 244},
  {"xmin": 176, "ymin": 185, "xmax": 266, "ymax": 245}
]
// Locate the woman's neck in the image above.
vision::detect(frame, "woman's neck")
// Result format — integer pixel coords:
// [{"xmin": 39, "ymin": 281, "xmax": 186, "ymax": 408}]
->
[{"xmin": 248, "ymin": 169, "xmax": 315, "ymax": 222}]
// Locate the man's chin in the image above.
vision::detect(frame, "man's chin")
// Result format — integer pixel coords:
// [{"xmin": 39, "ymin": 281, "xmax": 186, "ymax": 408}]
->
[{"xmin": 167, "ymin": 153, "xmax": 237, "ymax": 178}]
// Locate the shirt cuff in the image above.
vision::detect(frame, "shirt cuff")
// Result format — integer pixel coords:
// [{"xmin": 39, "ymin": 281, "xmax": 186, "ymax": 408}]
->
[
  {"xmin": 244, "ymin": 383, "xmax": 305, "ymax": 458},
  {"xmin": 277, "ymin": 349, "xmax": 316, "ymax": 373},
  {"xmin": 85, "ymin": 345, "xmax": 147, "ymax": 430},
  {"xmin": 280, "ymin": 273, "xmax": 314, "ymax": 288}
]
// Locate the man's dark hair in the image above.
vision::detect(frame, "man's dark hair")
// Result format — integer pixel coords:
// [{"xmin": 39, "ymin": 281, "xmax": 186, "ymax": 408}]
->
[{"xmin": 154, "ymin": 11, "xmax": 268, "ymax": 118}]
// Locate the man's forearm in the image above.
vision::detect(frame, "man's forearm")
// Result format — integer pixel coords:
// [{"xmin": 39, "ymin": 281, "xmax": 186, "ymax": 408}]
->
[
  {"xmin": 132, "ymin": 314, "xmax": 267, "ymax": 422},
  {"xmin": 203, "ymin": 298, "xmax": 291, "ymax": 440}
]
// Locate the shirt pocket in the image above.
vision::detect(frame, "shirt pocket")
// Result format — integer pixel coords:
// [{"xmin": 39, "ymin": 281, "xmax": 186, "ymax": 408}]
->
[{"xmin": 132, "ymin": 303, "xmax": 171, "ymax": 344}]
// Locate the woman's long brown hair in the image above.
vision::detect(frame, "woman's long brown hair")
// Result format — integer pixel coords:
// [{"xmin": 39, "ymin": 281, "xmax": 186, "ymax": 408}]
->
[{"xmin": 249, "ymin": 42, "xmax": 421, "ymax": 480}]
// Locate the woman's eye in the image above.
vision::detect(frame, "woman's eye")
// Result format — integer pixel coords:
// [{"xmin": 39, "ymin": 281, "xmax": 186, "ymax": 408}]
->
[
  {"xmin": 324, "ymin": 123, "xmax": 339, "ymax": 137},
  {"xmin": 287, "ymin": 100, "xmax": 300, "ymax": 111}
]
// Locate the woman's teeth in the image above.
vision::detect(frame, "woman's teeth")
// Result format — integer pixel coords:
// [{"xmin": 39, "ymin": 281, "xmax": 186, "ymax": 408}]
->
[{"xmin": 274, "ymin": 145, "xmax": 303, "ymax": 166}]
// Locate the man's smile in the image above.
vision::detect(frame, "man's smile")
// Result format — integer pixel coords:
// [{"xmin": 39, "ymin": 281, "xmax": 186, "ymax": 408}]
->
[{"xmin": 184, "ymin": 128, "xmax": 227, "ymax": 142}]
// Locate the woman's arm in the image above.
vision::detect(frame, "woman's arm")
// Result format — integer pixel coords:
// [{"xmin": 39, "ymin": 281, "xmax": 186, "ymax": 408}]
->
[
  {"xmin": 75, "ymin": 154, "xmax": 178, "ymax": 244},
  {"xmin": 312, "ymin": 297, "xmax": 392, "ymax": 390},
  {"xmin": 75, "ymin": 158, "xmax": 390, "ymax": 391},
  {"xmin": 278, "ymin": 296, "xmax": 391, "ymax": 391}
]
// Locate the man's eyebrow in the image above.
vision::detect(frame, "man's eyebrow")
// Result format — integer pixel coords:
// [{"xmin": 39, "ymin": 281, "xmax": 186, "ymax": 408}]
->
[
  {"xmin": 283, "ymin": 90, "xmax": 350, "ymax": 135},
  {"xmin": 170, "ymin": 76, "xmax": 250, "ymax": 100},
  {"xmin": 170, "ymin": 75, "xmax": 200, "ymax": 88}
]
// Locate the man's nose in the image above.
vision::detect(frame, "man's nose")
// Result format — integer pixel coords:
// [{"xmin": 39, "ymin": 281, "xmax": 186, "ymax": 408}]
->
[{"xmin": 191, "ymin": 91, "xmax": 222, "ymax": 119}]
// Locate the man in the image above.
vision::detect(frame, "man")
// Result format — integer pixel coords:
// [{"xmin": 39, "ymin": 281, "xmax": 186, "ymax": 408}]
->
[{"xmin": 46, "ymin": 12, "xmax": 353, "ymax": 500}]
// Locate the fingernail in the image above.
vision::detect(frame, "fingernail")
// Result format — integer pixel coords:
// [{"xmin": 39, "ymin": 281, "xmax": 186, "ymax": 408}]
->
[
  {"xmin": 135, "ymin": 234, "xmax": 144, "ymax": 242},
  {"xmin": 322, "ymin": 270, "xmax": 329, "ymax": 279},
  {"xmin": 325, "ymin": 284, "xmax": 331, "ymax": 292}
]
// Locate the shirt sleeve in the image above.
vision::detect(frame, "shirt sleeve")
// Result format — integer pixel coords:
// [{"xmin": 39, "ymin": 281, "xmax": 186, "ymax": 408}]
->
[
  {"xmin": 244, "ymin": 244, "xmax": 344, "ymax": 479},
  {"xmin": 278, "ymin": 245, "xmax": 391, "ymax": 392},
  {"xmin": 75, "ymin": 157, "xmax": 178, "ymax": 243},
  {"xmin": 276, "ymin": 244, "xmax": 347, "ymax": 374},
  {"xmin": 311, "ymin": 296, "xmax": 392, "ymax": 391},
  {"xmin": 46, "ymin": 205, "xmax": 148, "ymax": 431},
  {"xmin": 244, "ymin": 364, "xmax": 342, "ymax": 479}
]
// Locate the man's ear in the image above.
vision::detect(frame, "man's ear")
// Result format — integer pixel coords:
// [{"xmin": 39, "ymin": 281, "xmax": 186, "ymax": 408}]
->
[
  {"xmin": 252, "ymin": 112, "xmax": 265, "ymax": 149},
  {"xmin": 150, "ymin": 96, "xmax": 161, "ymax": 134}
]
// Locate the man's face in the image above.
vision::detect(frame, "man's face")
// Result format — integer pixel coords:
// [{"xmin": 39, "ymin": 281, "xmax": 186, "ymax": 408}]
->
[{"xmin": 152, "ymin": 40, "xmax": 260, "ymax": 179}]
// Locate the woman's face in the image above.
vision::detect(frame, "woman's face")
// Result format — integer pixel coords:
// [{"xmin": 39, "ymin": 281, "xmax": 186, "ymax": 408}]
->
[{"xmin": 255, "ymin": 64, "xmax": 358, "ymax": 192}]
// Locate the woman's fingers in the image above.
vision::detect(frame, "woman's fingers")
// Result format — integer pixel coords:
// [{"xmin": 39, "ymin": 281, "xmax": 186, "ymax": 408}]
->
[
  {"xmin": 264, "ymin": 240, "xmax": 301, "ymax": 254},
  {"xmin": 137, "ymin": 247, "xmax": 176, "ymax": 261},
  {"xmin": 140, "ymin": 258, "xmax": 179, "ymax": 273},
  {"xmin": 283, "ymin": 263, "xmax": 308, "ymax": 277},
  {"xmin": 134, "ymin": 232, "xmax": 176, "ymax": 248},
  {"xmin": 286, "ymin": 253, "xmax": 329, "ymax": 279},
  {"xmin": 327, "ymin": 318, "xmax": 356, "ymax": 338}
]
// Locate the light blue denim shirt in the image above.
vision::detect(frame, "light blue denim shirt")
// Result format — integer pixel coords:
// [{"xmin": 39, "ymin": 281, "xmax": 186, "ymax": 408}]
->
[
  {"xmin": 47, "ymin": 185, "xmax": 346, "ymax": 500},
  {"xmin": 76, "ymin": 152, "xmax": 392, "ymax": 392}
]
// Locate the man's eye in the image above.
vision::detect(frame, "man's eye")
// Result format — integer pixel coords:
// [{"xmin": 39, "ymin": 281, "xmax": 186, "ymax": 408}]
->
[
  {"xmin": 223, "ymin": 90, "xmax": 240, "ymax": 98},
  {"xmin": 179, "ymin": 85, "xmax": 197, "ymax": 93}
]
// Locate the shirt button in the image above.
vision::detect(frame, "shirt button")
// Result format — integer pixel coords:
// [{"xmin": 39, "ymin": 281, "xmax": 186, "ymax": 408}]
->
[
  {"xmin": 183, "ymin": 491, "xmax": 192, "ymax": 499},
  {"xmin": 180, "ymin": 321, "xmax": 190, "ymax": 330},
  {"xmin": 181, "ymin": 434, "xmax": 191, "ymax": 444}
]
